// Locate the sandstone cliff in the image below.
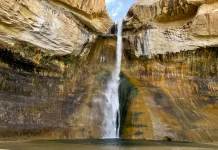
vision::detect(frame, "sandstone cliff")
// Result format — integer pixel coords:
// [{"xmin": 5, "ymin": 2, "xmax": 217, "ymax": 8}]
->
[
  {"xmin": 119, "ymin": 0, "xmax": 218, "ymax": 142},
  {"xmin": 0, "ymin": 0, "xmax": 115, "ymax": 140},
  {"xmin": 124, "ymin": 0, "xmax": 218, "ymax": 56},
  {"xmin": 0, "ymin": 0, "xmax": 112, "ymax": 56}
]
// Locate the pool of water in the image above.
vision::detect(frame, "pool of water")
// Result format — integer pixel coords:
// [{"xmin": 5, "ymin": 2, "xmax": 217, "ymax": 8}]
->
[{"xmin": 0, "ymin": 139, "xmax": 218, "ymax": 150}]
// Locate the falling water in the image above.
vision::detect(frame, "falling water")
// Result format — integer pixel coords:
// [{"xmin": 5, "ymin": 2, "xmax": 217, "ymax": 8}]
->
[{"xmin": 102, "ymin": 20, "xmax": 123, "ymax": 138}]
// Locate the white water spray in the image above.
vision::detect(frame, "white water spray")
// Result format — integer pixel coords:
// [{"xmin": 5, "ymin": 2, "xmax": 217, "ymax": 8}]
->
[{"xmin": 102, "ymin": 20, "xmax": 123, "ymax": 138}]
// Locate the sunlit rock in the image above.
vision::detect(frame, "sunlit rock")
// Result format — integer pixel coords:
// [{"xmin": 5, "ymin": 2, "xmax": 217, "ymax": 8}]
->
[{"xmin": 0, "ymin": 0, "xmax": 112, "ymax": 56}]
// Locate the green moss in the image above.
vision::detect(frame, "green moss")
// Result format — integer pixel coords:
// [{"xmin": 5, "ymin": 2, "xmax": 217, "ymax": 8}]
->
[
  {"xmin": 45, "ymin": 54, "xmax": 82, "ymax": 66},
  {"xmin": 137, "ymin": 47, "xmax": 218, "ymax": 78},
  {"xmin": 119, "ymin": 73, "xmax": 138, "ymax": 135},
  {"xmin": 0, "ymin": 48, "xmax": 37, "ymax": 72},
  {"xmin": 94, "ymin": 71, "xmax": 110, "ymax": 84}
]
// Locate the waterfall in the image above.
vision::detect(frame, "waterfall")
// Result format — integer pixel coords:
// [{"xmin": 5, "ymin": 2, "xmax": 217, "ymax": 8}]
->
[{"xmin": 102, "ymin": 20, "xmax": 123, "ymax": 138}]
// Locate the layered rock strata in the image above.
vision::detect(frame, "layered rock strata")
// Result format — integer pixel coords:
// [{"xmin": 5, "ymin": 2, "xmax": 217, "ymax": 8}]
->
[
  {"xmin": 0, "ymin": 35, "xmax": 118, "ymax": 140},
  {"xmin": 120, "ymin": 0, "xmax": 218, "ymax": 143},
  {"xmin": 120, "ymin": 48, "xmax": 218, "ymax": 142},
  {"xmin": 0, "ymin": 0, "xmax": 112, "ymax": 56},
  {"xmin": 124, "ymin": 0, "xmax": 218, "ymax": 57},
  {"xmin": 0, "ymin": 0, "xmax": 114, "ymax": 140}
]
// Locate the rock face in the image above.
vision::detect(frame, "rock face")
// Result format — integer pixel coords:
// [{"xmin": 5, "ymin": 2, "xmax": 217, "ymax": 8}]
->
[
  {"xmin": 124, "ymin": 0, "xmax": 218, "ymax": 56},
  {"xmin": 0, "ymin": 35, "xmax": 117, "ymax": 140},
  {"xmin": 0, "ymin": 0, "xmax": 112, "ymax": 56},
  {"xmin": 119, "ymin": 0, "xmax": 218, "ymax": 143},
  {"xmin": 120, "ymin": 49, "xmax": 218, "ymax": 142},
  {"xmin": 0, "ymin": 0, "xmax": 114, "ymax": 140}
]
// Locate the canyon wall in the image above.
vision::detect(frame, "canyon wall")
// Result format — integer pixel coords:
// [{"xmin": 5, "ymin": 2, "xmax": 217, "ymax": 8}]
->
[
  {"xmin": 0, "ymin": 0, "xmax": 115, "ymax": 140},
  {"xmin": 120, "ymin": 0, "xmax": 218, "ymax": 142},
  {"xmin": 120, "ymin": 48, "xmax": 218, "ymax": 142},
  {"xmin": 0, "ymin": 0, "xmax": 218, "ymax": 143}
]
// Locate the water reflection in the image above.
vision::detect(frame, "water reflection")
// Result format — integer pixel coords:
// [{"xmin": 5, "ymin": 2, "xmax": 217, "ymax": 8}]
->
[{"xmin": 0, "ymin": 139, "xmax": 218, "ymax": 150}]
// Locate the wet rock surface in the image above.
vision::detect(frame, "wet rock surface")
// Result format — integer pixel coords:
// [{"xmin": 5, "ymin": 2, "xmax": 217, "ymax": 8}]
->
[
  {"xmin": 121, "ymin": 48, "xmax": 218, "ymax": 142},
  {"xmin": 0, "ymin": 36, "xmax": 117, "ymax": 140},
  {"xmin": 119, "ymin": 1, "xmax": 218, "ymax": 142}
]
